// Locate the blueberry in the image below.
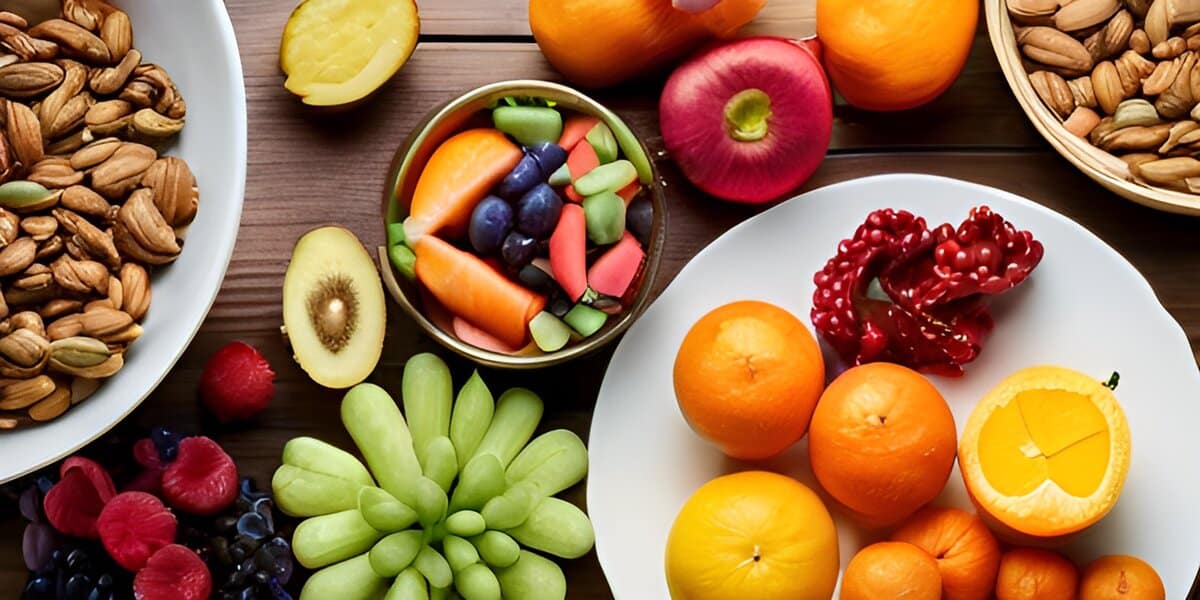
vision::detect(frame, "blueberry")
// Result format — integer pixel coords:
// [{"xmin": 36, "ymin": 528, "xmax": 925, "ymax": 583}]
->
[
  {"xmin": 239, "ymin": 478, "xmax": 268, "ymax": 502},
  {"xmin": 516, "ymin": 183, "xmax": 563, "ymax": 239},
  {"xmin": 149, "ymin": 427, "xmax": 181, "ymax": 463},
  {"xmin": 252, "ymin": 498, "xmax": 274, "ymax": 532},
  {"xmin": 469, "ymin": 195, "xmax": 514, "ymax": 255},
  {"xmin": 19, "ymin": 487, "xmax": 40, "ymax": 523},
  {"xmin": 64, "ymin": 573, "xmax": 91, "ymax": 600},
  {"xmin": 269, "ymin": 577, "xmax": 294, "ymax": 600},
  {"xmin": 626, "ymin": 197, "xmax": 654, "ymax": 246},
  {"xmin": 95, "ymin": 574, "xmax": 112, "ymax": 589},
  {"xmin": 547, "ymin": 293, "xmax": 572, "ymax": 318},
  {"xmin": 500, "ymin": 231, "xmax": 538, "ymax": 269},
  {"xmin": 65, "ymin": 548, "xmax": 89, "ymax": 572},
  {"xmin": 236, "ymin": 513, "xmax": 269, "ymax": 541},
  {"xmin": 35, "ymin": 476, "xmax": 55, "ymax": 495},
  {"xmin": 496, "ymin": 154, "xmax": 543, "ymax": 200},
  {"xmin": 528, "ymin": 141, "xmax": 568, "ymax": 178},
  {"xmin": 272, "ymin": 554, "xmax": 294, "ymax": 586},
  {"xmin": 518, "ymin": 263, "xmax": 555, "ymax": 294}
]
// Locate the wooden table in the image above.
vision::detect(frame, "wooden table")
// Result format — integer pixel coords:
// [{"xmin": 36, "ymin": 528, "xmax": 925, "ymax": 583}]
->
[{"xmin": 3, "ymin": 1, "xmax": 1199, "ymax": 597}]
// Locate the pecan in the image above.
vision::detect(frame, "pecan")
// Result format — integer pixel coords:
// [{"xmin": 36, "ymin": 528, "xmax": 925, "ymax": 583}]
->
[
  {"xmin": 1155, "ymin": 51, "xmax": 1198, "ymax": 117},
  {"xmin": 59, "ymin": 184, "xmax": 111, "ymax": 218},
  {"xmin": 99, "ymin": 10, "xmax": 131, "ymax": 60},
  {"xmin": 0, "ymin": 62, "xmax": 63, "ymax": 98},
  {"xmin": 20, "ymin": 215, "xmax": 57, "ymax": 241},
  {"xmin": 39, "ymin": 299, "xmax": 82, "ymax": 320},
  {"xmin": 28, "ymin": 156, "xmax": 83, "ymax": 189},
  {"xmin": 113, "ymin": 188, "xmax": 179, "ymax": 264},
  {"xmin": 89, "ymin": 142, "xmax": 154, "ymax": 198},
  {"xmin": 68, "ymin": 136, "xmax": 120, "ymax": 170},
  {"xmin": 119, "ymin": 263, "xmax": 148, "ymax": 321},
  {"xmin": 0, "ymin": 208, "xmax": 18, "ymax": 246},
  {"xmin": 88, "ymin": 48, "xmax": 138, "ymax": 95},
  {"xmin": 1020, "ymin": 27, "xmax": 1096, "ymax": 75},
  {"xmin": 141, "ymin": 157, "xmax": 196, "ymax": 227},
  {"xmin": 1085, "ymin": 9, "xmax": 1135, "ymax": 59},
  {"xmin": 53, "ymin": 207, "xmax": 119, "ymax": 268},
  {"xmin": 0, "ymin": 23, "xmax": 57, "ymax": 62},
  {"xmin": 5, "ymin": 99, "xmax": 44, "ymax": 169},
  {"xmin": 50, "ymin": 255, "xmax": 107, "ymax": 295},
  {"xmin": 1030, "ymin": 70, "xmax": 1076, "ymax": 117},
  {"xmin": 38, "ymin": 60, "xmax": 87, "ymax": 140},
  {"xmin": 0, "ymin": 327, "xmax": 48, "ymax": 368},
  {"xmin": 0, "ymin": 236, "xmax": 35, "ymax": 275},
  {"xmin": 0, "ymin": 375, "xmax": 53, "ymax": 410},
  {"xmin": 1055, "ymin": 0, "xmax": 1122, "ymax": 31}
]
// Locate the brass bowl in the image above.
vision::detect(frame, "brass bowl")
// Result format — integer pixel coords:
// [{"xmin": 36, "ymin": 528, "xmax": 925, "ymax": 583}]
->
[
  {"xmin": 987, "ymin": 0, "xmax": 1200, "ymax": 216},
  {"xmin": 379, "ymin": 80, "xmax": 667, "ymax": 369}
]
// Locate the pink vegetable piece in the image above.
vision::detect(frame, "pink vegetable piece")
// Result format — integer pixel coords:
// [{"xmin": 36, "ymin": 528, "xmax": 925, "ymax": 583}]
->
[
  {"xmin": 550, "ymin": 204, "xmax": 588, "ymax": 301},
  {"xmin": 588, "ymin": 233, "xmax": 645, "ymax": 298},
  {"xmin": 566, "ymin": 141, "xmax": 600, "ymax": 181},
  {"xmin": 565, "ymin": 185, "xmax": 584, "ymax": 203},
  {"xmin": 453, "ymin": 316, "xmax": 523, "ymax": 354},
  {"xmin": 617, "ymin": 181, "xmax": 640, "ymax": 205},
  {"xmin": 558, "ymin": 115, "xmax": 600, "ymax": 152}
]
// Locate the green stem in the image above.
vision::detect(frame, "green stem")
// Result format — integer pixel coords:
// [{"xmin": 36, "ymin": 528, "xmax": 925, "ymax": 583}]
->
[
  {"xmin": 724, "ymin": 89, "xmax": 772, "ymax": 142},
  {"xmin": 1103, "ymin": 371, "xmax": 1120, "ymax": 391}
]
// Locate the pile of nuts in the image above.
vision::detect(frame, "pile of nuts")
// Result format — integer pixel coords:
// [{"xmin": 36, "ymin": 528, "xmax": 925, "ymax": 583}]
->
[
  {"xmin": 1009, "ymin": 0, "xmax": 1200, "ymax": 192},
  {"xmin": 0, "ymin": 0, "xmax": 197, "ymax": 429}
]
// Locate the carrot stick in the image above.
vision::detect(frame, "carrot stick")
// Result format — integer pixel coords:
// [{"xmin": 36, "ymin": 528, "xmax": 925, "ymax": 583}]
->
[
  {"xmin": 558, "ymin": 115, "xmax": 600, "ymax": 152},
  {"xmin": 414, "ymin": 235, "xmax": 545, "ymax": 347},
  {"xmin": 404, "ymin": 129, "xmax": 523, "ymax": 241}
]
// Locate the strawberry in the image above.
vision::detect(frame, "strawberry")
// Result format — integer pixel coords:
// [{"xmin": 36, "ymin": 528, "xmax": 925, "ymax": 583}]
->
[
  {"xmin": 43, "ymin": 457, "xmax": 116, "ymax": 539},
  {"xmin": 199, "ymin": 341, "xmax": 275, "ymax": 423},
  {"xmin": 161, "ymin": 436, "xmax": 238, "ymax": 516},
  {"xmin": 97, "ymin": 492, "xmax": 177, "ymax": 571},
  {"xmin": 134, "ymin": 544, "xmax": 212, "ymax": 600}
]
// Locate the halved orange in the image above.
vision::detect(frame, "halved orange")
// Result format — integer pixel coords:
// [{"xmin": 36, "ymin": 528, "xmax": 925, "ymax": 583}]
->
[{"xmin": 958, "ymin": 366, "xmax": 1131, "ymax": 538}]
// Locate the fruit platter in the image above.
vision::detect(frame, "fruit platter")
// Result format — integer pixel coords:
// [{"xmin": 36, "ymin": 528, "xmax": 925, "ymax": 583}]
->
[{"xmin": 2, "ymin": 0, "xmax": 1200, "ymax": 599}]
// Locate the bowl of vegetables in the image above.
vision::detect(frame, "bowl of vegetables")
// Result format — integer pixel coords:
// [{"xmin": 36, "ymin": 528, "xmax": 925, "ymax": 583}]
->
[{"xmin": 380, "ymin": 81, "xmax": 666, "ymax": 369}]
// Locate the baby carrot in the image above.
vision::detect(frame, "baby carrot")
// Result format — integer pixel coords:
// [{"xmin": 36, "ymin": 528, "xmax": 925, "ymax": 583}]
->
[{"xmin": 404, "ymin": 129, "xmax": 522, "ymax": 241}]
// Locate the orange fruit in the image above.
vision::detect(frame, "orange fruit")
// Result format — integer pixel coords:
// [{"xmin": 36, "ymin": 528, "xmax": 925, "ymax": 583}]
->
[
  {"xmin": 840, "ymin": 541, "xmax": 942, "ymax": 600},
  {"xmin": 808, "ymin": 362, "xmax": 956, "ymax": 527},
  {"xmin": 958, "ymin": 366, "xmax": 1132, "ymax": 539},
  {"xmin": 997, "ymin": 548, "xmax": 1080, "ymax": 600},
  {"xmin": 665, "ymin": 471, "xmax": 838, "ymax": 600},
  {"xmin": 816, "ymin": 0, "xmax": 977, "ymax": 111},
  {"xmin": 673, "ymin": 301, "xmax": 824, "ymax": 460},
  {"xmin": 891, "ymin": 507, "xmax": 1002, "ymax": 600},
  {"xmin": 1079, "ymin": 555, "xmax": 1165, "ymax": 600}
]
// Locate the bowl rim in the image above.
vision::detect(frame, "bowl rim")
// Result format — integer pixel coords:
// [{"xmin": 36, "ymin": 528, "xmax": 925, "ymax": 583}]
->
[
  {"xmin": 986, "ymin": 0, "xmax": 1200, "ymax": 217},
  {"xmin": 378, "ymin": 79, "xmax": 667, "ymax": 369},
  {"xmin": 0, "ymin": 0, "xmax": 248, "ymax": 483}
]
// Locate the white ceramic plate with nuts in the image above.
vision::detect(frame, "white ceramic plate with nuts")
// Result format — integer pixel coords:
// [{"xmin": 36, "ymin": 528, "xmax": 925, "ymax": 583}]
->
[
  {"xmin": 989, "ymin": 0, "xmax": 1200, "ymax": 215},
  {"xmin": 0, "ymin": 0, "xmax": 246, "ymax": 482}
]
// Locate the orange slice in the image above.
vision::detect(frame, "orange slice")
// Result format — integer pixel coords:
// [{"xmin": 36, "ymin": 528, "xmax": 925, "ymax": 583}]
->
[{"xmin": 958, "ymin": 366, "xmax": 1131, "ymax": 538}]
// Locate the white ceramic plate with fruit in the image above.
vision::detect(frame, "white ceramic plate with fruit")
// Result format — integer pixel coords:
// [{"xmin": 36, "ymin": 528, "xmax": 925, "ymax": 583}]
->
[
  {"xmin": 0, "ymin": 0, "xmax": 246, "ymax": 482},
  {"xmin": 588, "ymin": 174, "xmax": 1200, "ymax": 597}
]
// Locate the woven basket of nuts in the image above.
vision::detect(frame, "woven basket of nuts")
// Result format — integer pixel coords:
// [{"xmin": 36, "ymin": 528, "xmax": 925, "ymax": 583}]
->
[
  {"xmin": 988, "ymin": 0, "xmax": 1200, "ymax": 215},
  {"xmin": 0, "ymin": 0, "xmax": 197, "ymax": 430}
]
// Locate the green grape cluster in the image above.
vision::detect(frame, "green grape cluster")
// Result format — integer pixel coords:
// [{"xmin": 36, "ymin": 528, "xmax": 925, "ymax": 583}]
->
[{"xmin": 271, "ymin": 353, "xmax": 594, "ymax": 600}]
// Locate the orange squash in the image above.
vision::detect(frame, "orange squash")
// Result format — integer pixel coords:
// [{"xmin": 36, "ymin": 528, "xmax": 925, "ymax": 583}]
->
[{"xmin": 528, "ymin": 0, "xmax": 766, "ymax": 88}]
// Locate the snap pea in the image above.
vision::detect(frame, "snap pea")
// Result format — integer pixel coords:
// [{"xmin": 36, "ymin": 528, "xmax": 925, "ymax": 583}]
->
[
  {"xmin": 583, "ymin": 191, "xmax": 625, "ymax": 245},
  {"xmin": 493, "ymin": 106, "xmax": 563, "ymax": 147}
]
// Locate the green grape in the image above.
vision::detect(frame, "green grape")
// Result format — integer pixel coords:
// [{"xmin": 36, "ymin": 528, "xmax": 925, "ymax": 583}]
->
[
  {"xmin": 293, "ymin": 509, "xmax": 384, "ymax": 569},
  {"xmin": 386, "ymin": 567, "xmax": 429, "ymax": 600},
  {"xmin": 402, "ymin": 353, "xmax": 454, "ymax": 468},
  {"xmin": 359, "ymin": 487, "xmax": 419, "ymax": 532},
  {"xmin": 441, "ymin": 534, "xmax": 480, "ymax": 573},
  {"xmin": 300, "ymin": 553, "xmax": 389, "ymax": 600},
  {"xmin": 342, "ymin": 383, "xmax": 422, "ymax": 506},
  {"xmin": 449, "ymin": 454, "xmax": 505, "ymax": 513},
  {"xmin": 469, "ymin": 531, "xmax": 520, "ymax": 569},
  {"xmin": 283, "ymin": 437, "xmax": 375, "ymax": 486},
  {"xmin": 505, "ymin": 429, "xmax": 588, "ymax": 496},
  {"xmin": 422, "ymin": 436, "xmax": 458, "ymax": 492},
  {"xmin": 272, "ymin": 464, "xmax": 366, "ymax": 517},
  {"xmin": 368, "ymin": 529, "xmax": 424, "ymax": 578},
  {"xmin": 414, "ymin": 544, "xmax": 454, "ymax": 589},
  {"xmin": 504, "ymin": 497, "xmax": 595, "ymax": 560},
  {"xmin": 454, "ymin": 562, "xmax": 501, "ymax": 600},
  {"xmin": 444, "ymin": 510, "xmax": 486, "ymax": 537},
  {"xmin": 480, "ymin": 480, "xmax": 538, "ymax": 530},
  {"xmin": 450, "ymin": 371, "xmax": 495, "ymax": 470},
  {"xmin": 495, "ymin": 551, "xmax": 566, "ymax": 600},
  {"xmin": 429, "ymin": 586, "xmax": 452, "ymax": 600},
  {"xmin": 413, "ymin": 475, "xmax": 449, "ymax": 528},
  {"xmin": 470, "ymin": 388, "xmax": 543, "ymax": 469}
]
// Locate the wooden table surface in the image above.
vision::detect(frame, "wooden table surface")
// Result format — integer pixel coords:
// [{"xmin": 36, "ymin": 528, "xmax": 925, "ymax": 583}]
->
[{"xmin": 3, "ymin": 0, "xmax": 1200, "ymax": 597}]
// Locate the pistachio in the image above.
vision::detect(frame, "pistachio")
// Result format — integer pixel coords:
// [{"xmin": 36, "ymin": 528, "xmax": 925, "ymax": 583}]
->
[
  {"xmin": 49, "ymin": 351, "xmax": 120, "ymax": 378},
  {"xmin": 0, "ymin": 374, "xmax": 53, "ymax": 410},
  {"xmin": 48, "ymin": 335, "xmax": 109, "ymax": 368},
  {"xmin": 1055, "ymin": 0, "xmax": 1121, "ymax": 30},
  {"xmin": 0, "ymin": 181, "xmax": 59, "ymax": 212},
  {"xmin": 1112, "ymin": 98, "xmax": 1163, "ymax": 127},
  {"xmin": 28, "ymin": 19, "xmax": 110, "ymax": 65},
  {"xmin": 28, "ymin": 383, "xmax": 69, "ymax": 421},
  {"xmin": 1020, "ymin": 27, "xmax": 1096, "ymax": 75}
]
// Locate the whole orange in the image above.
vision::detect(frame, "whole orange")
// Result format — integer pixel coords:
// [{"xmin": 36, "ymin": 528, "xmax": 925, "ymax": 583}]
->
[
  {"xmin": 808, "ymin": 362, "xmax": 956, "ymax": 527},
  {"xmin": 816, "ymin": 0, "xmax": 977, "ymax": 111},
  {"xmin": 673, "ymin": 301, "xmax": 824, "ymax": 460},
  {"xmin": 665, "ymin": 471, "xmax": 839, "ymax": 600},
  {"xmin": 1079, "ymin": 555, "xmax": 1165, "ymax": 600},
  {"xmin": 891, "ymin": 507, "xmax": 1002, "ymax": 600},
  {"xmin": 840, "ymin": 541, "xmax": 942, "ymax": 600},
  {"xmin": 997, "ymin": 548, "xmax": 1080, "ymax": 600}
]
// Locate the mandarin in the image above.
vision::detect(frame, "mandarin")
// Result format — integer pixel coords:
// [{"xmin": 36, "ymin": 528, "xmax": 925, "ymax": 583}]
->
[
  {"xmin": 673, "ymin": 301, "xmax": 824, "ymax": 460},
  {"xmin": 664, "ymin": 471, "xmax": 839, "ymax": 600},
  {"xmin": 1079, "ymin": 555, "xmax": 1165, "ymax": 600},
  {"xmin": 891, "ymin": 507, "xmax": 1002, "ymax": 600},
  {"xmin": 808, "ymin": 362, "xmax": 956, "ymax": 527},
  {"xmin": 997, "ymin": 547, "xmax": 1080, "ymax": 600},
  {"xmin": 840, "ymin": 541, "xmax": 942, "ymax": 600}
]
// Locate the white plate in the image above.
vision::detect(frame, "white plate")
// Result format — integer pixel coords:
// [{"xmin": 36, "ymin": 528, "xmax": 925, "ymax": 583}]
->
[
  {"xmin": 0, "ymin": 0, "xmax": 247, "ymax": 482},
  {"xmin": 589, "ymin": 174, "xmax": 1200, "ymax": 597}
]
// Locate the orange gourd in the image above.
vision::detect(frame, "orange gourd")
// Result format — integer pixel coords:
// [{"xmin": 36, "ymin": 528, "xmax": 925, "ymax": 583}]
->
[{"xmin": 528, "ymin": 0, "xmax": 766, "ymax": 88}]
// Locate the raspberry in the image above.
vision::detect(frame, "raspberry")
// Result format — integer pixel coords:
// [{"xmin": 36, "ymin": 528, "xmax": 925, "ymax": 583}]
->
[
  {"xmin": 199, "ymin": 341, "xmax": 276, "ymax": 423},
  {"xmin": 42, "ymin": 457, "xmax": 116, "ymax": 540},
  {"xmin": 97, "ymin": 492, "xmax": 177, "ymax": 571},
  {"xmin": 134, "ymin": 544, "xmax": 212, "ymax": 600},
  {"xmin": 161, "ymin": 436, "xmax": 238, "ymax": 516}
]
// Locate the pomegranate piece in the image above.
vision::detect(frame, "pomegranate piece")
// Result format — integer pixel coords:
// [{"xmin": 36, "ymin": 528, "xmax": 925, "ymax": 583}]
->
[
  {"xmin": 161, "ymin": 436, "xmax": 238, "ymax": 516},
  {"xmin": 134, "ymin": 544, "xmax": 212, "ymax": 600},
  {"xmin": 812, "ymin": 206, "xmax": 1042, "ymax": 376},
  {"xmin": 98, "ymin": 491, "xmax": 177, "ymax": 571}
]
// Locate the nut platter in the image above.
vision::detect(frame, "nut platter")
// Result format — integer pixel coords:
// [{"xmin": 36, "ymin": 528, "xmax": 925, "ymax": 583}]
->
[{"xmin": 0, "ymin": 1, "xmax": 196, "ymax": 429}]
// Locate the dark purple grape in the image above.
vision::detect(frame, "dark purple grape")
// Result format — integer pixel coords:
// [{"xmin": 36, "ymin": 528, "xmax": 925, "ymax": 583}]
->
[
  {"xmin": 627, "ymin": 197, "xmax": 653, "ymax": 246},
  {"xmin": 149, "ymin": 427, "xmax": 181, "ymax": 463},
  {"xmin": 269, "ymin": 578, "xmax": 293, "ymax": 600},
  {"xmin": 547, "ymin": 293, "xmax": 572, "ymax": 318},
  {"xmin": 271, "ymin": 554, "xmax": 293, "ymax": 586},
  {"xmin": 528, "ymin": 141, "xmax": 567, "ymax": 178},
  {"xmin": 469, "ymin": 195, "xmax": 514, "ymax": 255},
  {"xmin": 518, "ymin": 263, "xmax": 556, "ymax": 294},
  {"xmin": 36, "ymin": 476, "xmax": 55, "ymax": 495},
  {"xmin": 496, "ymin": 154, "xmax": 543, "ymax": 200},
  {"xmin": 21, "ymin": 575, "xmax": 53, "ymax": 600},
  {"xmin": 64, "ymin": 573, "xmax": 91, "ymax": 600},
  {"xmin": 22, "ymin": 523, "xmax": 57, "ymax": 572},
  {"xmin": 252, "ymin": 498, "xmax": 274, "ymax": 532},
  {"xmin": 65, "ymin": 548, "xmax": 90, "ymax": 572},
  {"xmin": 236, "ymin": 513, "xmax": 269, "ymax": 541},
  {"xmin": 516, "ymin": 184, "xmax": 563, "ymax": 239},
  {"xmin": 19, "ymin": 487, "xmax": 40, "ymax": 522},
  {"xmin": 239, "ymin": 478, "xmax": 268, "ymax": 502},
  {"xmin": 501, "ymin": 232, "xmax": 538, "ymax": 269}
]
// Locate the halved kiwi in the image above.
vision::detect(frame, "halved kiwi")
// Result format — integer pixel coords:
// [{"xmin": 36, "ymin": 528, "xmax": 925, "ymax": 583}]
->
[{"xmin": 282, "ymin": 227, "xmax": 386, "ymax": 388}]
